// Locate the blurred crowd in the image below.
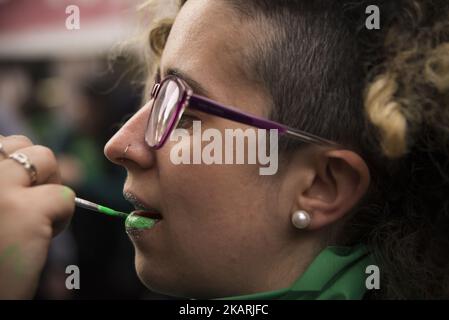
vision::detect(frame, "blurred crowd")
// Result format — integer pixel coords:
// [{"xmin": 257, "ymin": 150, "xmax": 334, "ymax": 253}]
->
[
  {"xmin": 0, "ymin": 0, "xmax": 179, "ymax": 300},
  {"xmin": 0, "ymin": 58, "xmax": 155, "ymax": 299}
]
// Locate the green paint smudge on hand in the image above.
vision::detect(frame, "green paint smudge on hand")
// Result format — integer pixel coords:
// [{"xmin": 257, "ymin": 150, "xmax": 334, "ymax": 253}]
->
[
  {"xmin": 0, "ymin": 245, "xmax": 17, "ymax": 264},
  {"xmin": 62, "ymin": 186, "xmax": 75, "ymax": 201},
  {"xmin": 0, "ymin": 244, "xmax": 25, "ymax": 278},
  {"xmin": 125, "ymin": 212, "xmax": 157, "ymax": 230}
]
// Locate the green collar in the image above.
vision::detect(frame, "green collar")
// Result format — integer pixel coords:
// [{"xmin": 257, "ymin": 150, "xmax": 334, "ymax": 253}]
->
[{"xmin": 220, "ymin": 245, "xmax": 374, "ymax": 300}]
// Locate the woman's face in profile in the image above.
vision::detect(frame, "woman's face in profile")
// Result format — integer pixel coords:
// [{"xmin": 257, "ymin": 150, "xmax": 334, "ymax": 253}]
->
[{"xmin": 104, "ymin": 0, "xmax": 314, "ymax": 298}]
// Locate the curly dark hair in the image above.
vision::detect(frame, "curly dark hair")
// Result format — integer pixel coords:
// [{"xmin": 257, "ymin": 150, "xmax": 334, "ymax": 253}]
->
[{"xmin": 143, "ymin": 0, "xmax": 449, "ymax": 299}]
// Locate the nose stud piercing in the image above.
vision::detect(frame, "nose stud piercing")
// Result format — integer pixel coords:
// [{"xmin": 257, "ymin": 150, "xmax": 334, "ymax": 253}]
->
[
  {"xmin": 123, "ymin": 144, "xmax": 131, "ymax": 157},
  {"xmin": 291, "ymin": 210, "xmax": 311, "ymax": 229},
  {"xmin": 120, "ymin": 144, "xmax": 131, "ymax": 162}
]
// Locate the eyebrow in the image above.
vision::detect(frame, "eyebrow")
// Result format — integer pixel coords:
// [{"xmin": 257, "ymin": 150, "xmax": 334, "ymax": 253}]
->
[{"xmin": 160, "ymin": 67, "xmax": 211, "ymax": 98}]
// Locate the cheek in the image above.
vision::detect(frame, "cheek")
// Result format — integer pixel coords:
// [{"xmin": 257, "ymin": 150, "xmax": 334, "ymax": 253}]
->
[
  {"xmin": 159, "ymin": 146, "xmax": 256, "ymax": 212},
  {"xmin": 157, "ymin": 149, "xmax": 281, "ymax": 251},
  {"xmin": 136, "ymin": 143, "xmax": 289, "ymax": 296}
]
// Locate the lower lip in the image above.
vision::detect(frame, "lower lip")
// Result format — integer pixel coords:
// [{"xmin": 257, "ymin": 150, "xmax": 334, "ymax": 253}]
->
[{"xmin": 125, "ymin": 211, "xmax": 162, "ymax": 236}]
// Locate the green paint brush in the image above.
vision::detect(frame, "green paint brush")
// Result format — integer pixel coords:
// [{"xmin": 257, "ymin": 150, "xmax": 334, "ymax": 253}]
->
[{"xmin": 75, "ymin": 197, "xmax": 128, "ymax": 219}]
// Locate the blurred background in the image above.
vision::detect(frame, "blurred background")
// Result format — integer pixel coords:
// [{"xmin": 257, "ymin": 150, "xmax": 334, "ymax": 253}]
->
[{"xmin": 0, "ymin": 0, "xmax": 173, "ymax": 299}]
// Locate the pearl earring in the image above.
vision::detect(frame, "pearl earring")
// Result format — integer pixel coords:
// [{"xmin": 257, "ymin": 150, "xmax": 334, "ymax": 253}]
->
[{"xmin": 291, "ymin": 210, "xmax": 311, "ymax": 229}]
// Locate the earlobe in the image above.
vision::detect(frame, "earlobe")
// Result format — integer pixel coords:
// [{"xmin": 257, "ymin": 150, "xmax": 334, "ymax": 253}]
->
[{"xmin": 297, "ymin": 149, "xmax": 370, "ymax": 231}]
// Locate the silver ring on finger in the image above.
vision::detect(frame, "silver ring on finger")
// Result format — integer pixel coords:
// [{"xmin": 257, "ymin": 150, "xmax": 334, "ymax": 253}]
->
[
  {"xmin": 0, "ymin": 142, "xmax": 8, "ymax": 159},
  {"xmin": 9, "ymin": 152, "xmax": 38, "ymax": 185}
]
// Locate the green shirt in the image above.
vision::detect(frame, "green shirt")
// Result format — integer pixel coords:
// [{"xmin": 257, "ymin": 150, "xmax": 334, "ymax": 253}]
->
[{"xmin": 221, "ymin": 245, "xmax": 374, "ymax": 300}]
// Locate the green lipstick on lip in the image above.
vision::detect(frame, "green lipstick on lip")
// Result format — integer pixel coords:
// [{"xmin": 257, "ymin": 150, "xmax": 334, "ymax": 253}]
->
[{"xmin": 125, "ymin": 212, "xmax": 158, "ymax": 230}]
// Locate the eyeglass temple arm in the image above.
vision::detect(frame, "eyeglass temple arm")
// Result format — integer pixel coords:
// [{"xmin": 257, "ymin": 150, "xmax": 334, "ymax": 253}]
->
[{"xmin": 188, "ymin": 94, "xmax": 340, "ymax": 147}]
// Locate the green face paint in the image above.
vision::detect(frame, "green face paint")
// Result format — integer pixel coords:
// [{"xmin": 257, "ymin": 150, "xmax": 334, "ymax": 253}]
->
[
  {"xmin": 98, "ymin": 205, "xmax": 128, "ymax": 219},
  {"xmin": 75, "ymin": 197, "xmax": 129, "ymax": 219},
  {"xmin": 125, "ymin": 212, "xmax": 157, "ymax": 230},
  {"xmin": 74, "ymin": 198, "xmax": 158, "ymax": 231}
]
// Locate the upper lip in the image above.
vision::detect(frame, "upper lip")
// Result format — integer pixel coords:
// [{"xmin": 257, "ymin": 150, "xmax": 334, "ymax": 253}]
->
[{"xmin": 123, "ymin": 191, "xmax": 161, "ymax": 214}]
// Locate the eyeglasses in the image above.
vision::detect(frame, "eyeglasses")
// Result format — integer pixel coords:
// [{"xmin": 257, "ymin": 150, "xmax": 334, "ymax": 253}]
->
[{"xmin": 145, "ymin": 75, "xmax": 340, "ymax": 149}]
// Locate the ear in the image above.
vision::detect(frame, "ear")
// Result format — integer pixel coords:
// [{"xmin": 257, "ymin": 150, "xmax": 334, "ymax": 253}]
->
[{"xmin": 298, "ymin": 149, "xmax": 370, "ymax": 230}]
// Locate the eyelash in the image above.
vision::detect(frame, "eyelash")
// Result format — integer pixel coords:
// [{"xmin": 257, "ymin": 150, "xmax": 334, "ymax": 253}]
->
[
  {"xmin": 177, "ymin": 113, "xmax": 200, "ymax": 130},
  {"xmin": 154, "ymin": 69, "xmax": 161, "ymax": 84}
]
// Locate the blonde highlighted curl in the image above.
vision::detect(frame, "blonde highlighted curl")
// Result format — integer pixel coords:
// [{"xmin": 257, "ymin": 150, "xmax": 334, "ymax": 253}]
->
[{"xmin": 364, "ymin": 1, "xmax": 449, "ymax": 158}]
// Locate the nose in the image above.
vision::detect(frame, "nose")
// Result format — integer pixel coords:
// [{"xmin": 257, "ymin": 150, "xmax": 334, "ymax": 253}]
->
[{"xmin": 104, "ymin": 101, "xmax": 156, "ymax": 169}]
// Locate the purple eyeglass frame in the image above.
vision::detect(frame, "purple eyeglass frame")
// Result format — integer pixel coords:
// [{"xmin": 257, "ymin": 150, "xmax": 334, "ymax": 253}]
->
[{"xmin": 146, "ymin": 75, "xmax": 340, "ymax": 150}]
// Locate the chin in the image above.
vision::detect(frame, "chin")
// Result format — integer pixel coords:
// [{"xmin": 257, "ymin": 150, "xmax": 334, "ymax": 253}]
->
[
  {"xmin": 134, "ymin": 253, "xmax": 224, "ymax": 299},
  {"xmin": 134, "ymin": 251, "xmax": 186, "ymax": 298}
]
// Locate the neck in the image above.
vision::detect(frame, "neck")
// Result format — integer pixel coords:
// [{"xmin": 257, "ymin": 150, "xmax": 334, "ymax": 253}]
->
[{"xmin": 244, "ymin": 232, "xmax": 327, "ymax": 296}]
